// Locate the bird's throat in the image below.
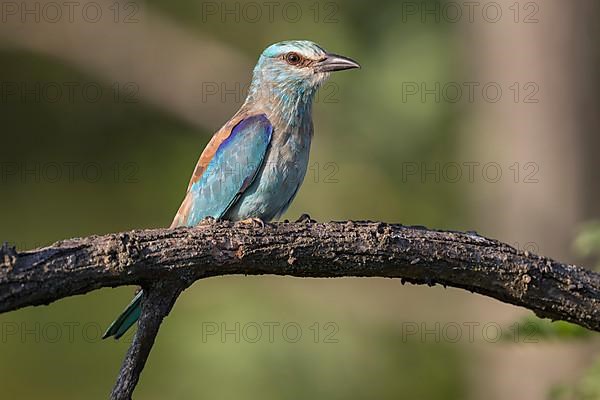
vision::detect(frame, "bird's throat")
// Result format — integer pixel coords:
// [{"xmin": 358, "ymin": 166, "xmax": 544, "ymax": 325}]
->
[{"xmin": 246, "ymin": 81, "xmax": 317, "ymax": 129}]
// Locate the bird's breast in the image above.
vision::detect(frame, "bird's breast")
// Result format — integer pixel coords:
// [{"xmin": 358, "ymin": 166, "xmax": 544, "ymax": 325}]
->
[{"xmin": 225, "ymin": 122, "xmax": 313, "ymax": 221}]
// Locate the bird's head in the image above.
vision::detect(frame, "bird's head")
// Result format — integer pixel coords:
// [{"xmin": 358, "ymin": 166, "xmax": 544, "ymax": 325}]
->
[{"xmin": 248, "ymin": 40, "xmax": 360, "ymax": 106}]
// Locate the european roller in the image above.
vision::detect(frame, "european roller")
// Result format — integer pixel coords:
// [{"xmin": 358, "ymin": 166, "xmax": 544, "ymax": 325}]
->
[{"xmin": 103, "ymin": 40, "xmax": 360, "ymax": 339}]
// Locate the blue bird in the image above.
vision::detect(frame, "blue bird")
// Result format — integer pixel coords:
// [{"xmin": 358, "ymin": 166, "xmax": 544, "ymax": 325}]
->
[{"xmin": 103, "ymin": 40, "xmax": 360, "ymax": 339}]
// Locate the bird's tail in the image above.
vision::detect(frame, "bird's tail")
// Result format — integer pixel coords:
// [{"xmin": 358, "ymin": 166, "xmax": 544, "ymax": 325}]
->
[{"xmin": 102, "ymin": 290, "xmax": 143, "ymax": 340}]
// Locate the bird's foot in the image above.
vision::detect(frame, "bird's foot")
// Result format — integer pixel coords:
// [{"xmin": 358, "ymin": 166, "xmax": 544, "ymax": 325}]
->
[
  {"xmin": 199, "ymin": 216, "xmax": 217, "ymax": 225},
  {"xmin": 236, "ymin": 217, "xmax": 266, "ymax": 228},
  {"xmin": 296, "ymin": 213, "xmax": 316, "ymax": 223}
]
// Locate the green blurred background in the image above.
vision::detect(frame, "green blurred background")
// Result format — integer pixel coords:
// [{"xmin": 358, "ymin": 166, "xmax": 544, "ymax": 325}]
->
[{"xmin": 1, "ymin": 0, "xmax": 600, "ymax": 399}]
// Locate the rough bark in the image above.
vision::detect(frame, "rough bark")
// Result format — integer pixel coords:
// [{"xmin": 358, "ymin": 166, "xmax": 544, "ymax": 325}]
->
[
  {"xmin": 109, "ymin": 282, "xmax": 184, "ymax": 400},
  {"xmin": 1, "ymin": 220, "xmax": 599, "ymax": 399}
]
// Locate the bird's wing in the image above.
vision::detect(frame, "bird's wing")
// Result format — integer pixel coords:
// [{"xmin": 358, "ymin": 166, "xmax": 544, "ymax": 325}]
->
[{"xmin": 170, "ymin": 114, "xmax": 273, "ymax": 228}]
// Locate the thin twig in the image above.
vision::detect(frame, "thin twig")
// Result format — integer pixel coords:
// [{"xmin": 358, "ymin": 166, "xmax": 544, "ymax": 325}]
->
[{"xmin": 110, "ymin": 281, "xmax": 185, "ymax": 400}]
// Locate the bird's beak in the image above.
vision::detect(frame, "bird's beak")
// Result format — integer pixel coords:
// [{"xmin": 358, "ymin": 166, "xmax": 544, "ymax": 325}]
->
[{"xmin": 316, "ymin": 53, "xmax": 361, "ymax": 72}]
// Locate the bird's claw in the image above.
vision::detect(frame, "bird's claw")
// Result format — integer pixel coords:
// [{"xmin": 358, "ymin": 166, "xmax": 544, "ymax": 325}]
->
[
  {"xmin": 236, "ymin": 217, "xmax": 266, "ymax": 228},
  {"xmin": 199, "ymin": 216, "xmax": 217, "ymax": 225},
  {"xmin": 296, "ymin": 213, "xmax": 316, "ymax": 223}
]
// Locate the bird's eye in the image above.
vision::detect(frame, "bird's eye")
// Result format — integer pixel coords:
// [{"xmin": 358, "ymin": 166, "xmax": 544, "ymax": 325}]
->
[{"xmin": 285, "ymin": 52, "xmax": 302, "ymax": 65}]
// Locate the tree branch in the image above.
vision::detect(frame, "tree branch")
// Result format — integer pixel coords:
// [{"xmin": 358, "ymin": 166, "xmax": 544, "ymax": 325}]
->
[
  {"xmin": 110, "ymin": 281, "xmax": 184, "ymax": 400},
  {"xmin": 1, "ymin": 220, "xmax": 599, "ymax": 398}
]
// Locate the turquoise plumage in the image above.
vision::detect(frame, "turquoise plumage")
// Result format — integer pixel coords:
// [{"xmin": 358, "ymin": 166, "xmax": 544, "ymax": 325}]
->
[
  {"xmin": 103, "ymin": 40, "xmax": 359, "ymax": 340},
  {"xmin": 180, "ymin": 114, "xmax": 273, "ymax": 226},
  {"xmin": 104, "ymin": 291, "xmax": 142, "ymax": 339}
]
